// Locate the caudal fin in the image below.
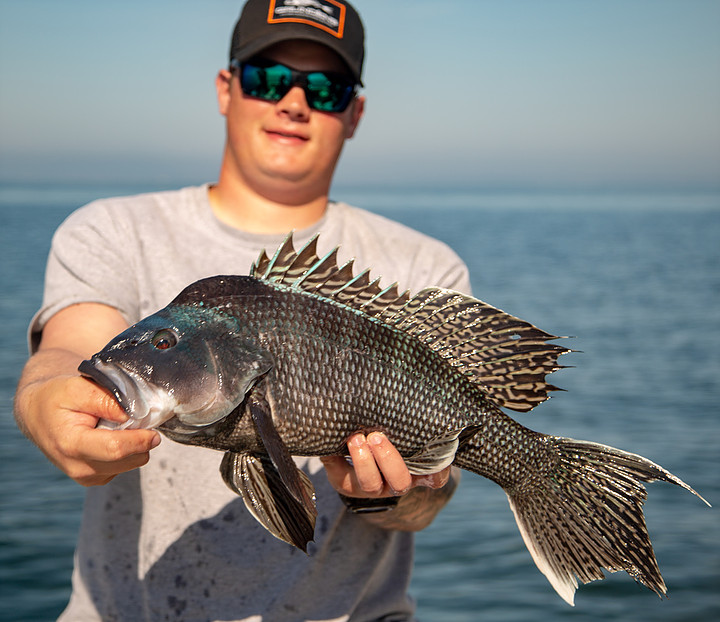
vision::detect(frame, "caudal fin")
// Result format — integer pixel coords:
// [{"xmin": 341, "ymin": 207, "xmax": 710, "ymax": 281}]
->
[{"xmin": 506, "ymin": 438, "xmax": 709, "ymax": 605}]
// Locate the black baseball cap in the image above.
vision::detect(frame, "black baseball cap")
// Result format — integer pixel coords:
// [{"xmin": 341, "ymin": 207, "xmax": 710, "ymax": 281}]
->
[{"xmin": 229, "ymin": 0, "xmax": 365, "ymax": 85}]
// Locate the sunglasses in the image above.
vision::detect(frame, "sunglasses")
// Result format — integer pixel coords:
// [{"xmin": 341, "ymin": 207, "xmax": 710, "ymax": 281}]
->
[{"xmin": 231, "ymin": 57, "xmax": 357, "ymax": 113}]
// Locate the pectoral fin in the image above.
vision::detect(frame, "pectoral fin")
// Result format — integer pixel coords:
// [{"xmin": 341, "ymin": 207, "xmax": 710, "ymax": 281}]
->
[
  {"xmin": 220, "ymin": 451, "xmax": 317, "ymax": 552},
  {"xmin": 248, "ymin": 392, "xmax": 317, "ymax": 513},
  {"xmin": 404, "ymin": 426, "xmax": 480, "ymax": 475}
]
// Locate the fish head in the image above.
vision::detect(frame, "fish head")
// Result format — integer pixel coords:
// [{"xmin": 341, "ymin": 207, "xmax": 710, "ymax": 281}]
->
[{"xmin": 79, "ymin": 304, "xmax": 273, "ymax": 433}]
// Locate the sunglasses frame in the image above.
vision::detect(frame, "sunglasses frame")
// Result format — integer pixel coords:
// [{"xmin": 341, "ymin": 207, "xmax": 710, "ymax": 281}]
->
[{"xmin": 230, "ymin": 57, "xmax": 357, "ymax": 113}]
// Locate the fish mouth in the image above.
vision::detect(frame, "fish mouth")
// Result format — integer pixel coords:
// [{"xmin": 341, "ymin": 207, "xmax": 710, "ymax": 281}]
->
[
  {"xmin": 79, "ymin": 359, "xmax": 132, "ymax": 414},
  {"xmin": 79, "ymin": 358, "xmax": 177, "ymax": 430}
]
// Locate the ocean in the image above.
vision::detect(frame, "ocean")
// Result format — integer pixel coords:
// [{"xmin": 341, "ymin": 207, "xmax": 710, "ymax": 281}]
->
[{"xmin": 1, "ymin": 183, "xmax": 718, "ymax": 622}]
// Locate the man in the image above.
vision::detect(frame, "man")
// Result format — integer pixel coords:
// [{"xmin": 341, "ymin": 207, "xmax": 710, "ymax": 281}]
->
[{"xmin": 14, "ymin": 1, "xmax": 471, "ymax": 619}]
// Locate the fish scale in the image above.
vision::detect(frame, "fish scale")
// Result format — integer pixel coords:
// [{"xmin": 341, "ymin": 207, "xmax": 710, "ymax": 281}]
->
[{"xmin": 80, "ymin": 233, "xmax": 709, "ymax": 606}]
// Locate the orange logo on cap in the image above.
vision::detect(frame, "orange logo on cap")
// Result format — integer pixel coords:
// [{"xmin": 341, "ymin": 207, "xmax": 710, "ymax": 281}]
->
[{"xmin": 267, "ymin": 0, "xmax": 346, "ymax": 38}]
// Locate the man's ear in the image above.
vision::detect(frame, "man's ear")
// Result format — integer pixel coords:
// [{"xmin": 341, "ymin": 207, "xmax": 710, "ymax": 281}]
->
[
  {"xmin": 346, "ymin": 95, "xmax": 365, "ymax": 139},
  {"xmin": 215, "ymin": 69, "xmax": 233, "ymax": 116}
]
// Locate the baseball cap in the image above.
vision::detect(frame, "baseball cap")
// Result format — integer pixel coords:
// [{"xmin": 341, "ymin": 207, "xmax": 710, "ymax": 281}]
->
[{"xmin": 229, "ymin": 0, "xmax": 365, "ymax": 85}]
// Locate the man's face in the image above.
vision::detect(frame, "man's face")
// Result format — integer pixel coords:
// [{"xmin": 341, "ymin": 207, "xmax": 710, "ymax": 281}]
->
[{"xmin": 217, "ymin": 39, "xmax": 364, "ymax": 203}]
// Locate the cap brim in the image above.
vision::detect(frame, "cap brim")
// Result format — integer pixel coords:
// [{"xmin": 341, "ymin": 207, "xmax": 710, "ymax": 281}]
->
[{"xmin": 232, "ymin": 31, "xmax": 363, "ymax": 86}]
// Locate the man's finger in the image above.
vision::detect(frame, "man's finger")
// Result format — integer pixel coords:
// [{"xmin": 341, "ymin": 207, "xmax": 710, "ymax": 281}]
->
[
  {"xmin": 367, "ymin": 432, "xmax": 412, "ymax": 495},
  {"xmin": 57, "ymin": 428, "xmax": 160, "ymax": 486},
  {"xmin": 80, "ymin": 377, "xmax": 128, "ymax": 423},
  {"xmin": 347, "ymin": 433, "xmax": 384, "ymax": 494},
  {"xmin": 71, "ymin": 427, "xmax": 161, "ymax": 464},
  {"xmin": 319, "ymin": 455, "xmax": 355, "ymax": 494}
]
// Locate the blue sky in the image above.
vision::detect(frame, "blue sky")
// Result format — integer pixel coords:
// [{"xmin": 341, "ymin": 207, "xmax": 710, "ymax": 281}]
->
[{"xmin": 1, "ymin": 0, "xmax": 719, "ymax": 190}]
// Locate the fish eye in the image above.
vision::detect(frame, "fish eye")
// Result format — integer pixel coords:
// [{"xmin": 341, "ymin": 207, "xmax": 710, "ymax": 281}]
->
[{"xmin": 151, "ymin": 329, "xmax": 178, "ymax": 350}]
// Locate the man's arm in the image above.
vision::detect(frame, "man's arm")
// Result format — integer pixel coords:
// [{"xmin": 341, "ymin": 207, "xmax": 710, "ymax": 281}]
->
[
  {"xmin": 321, "ymin": 431, "xmax": 460, "ymax": 532},
  {"xmin": 14, "ymin": 303, "xmax": 161, "ymax": 486}
]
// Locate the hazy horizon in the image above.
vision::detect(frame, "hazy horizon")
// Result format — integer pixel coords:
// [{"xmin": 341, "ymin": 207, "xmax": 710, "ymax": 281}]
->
[{"xmin": 1, "ymin": 0, "xmax": 719, "ymax": 192}]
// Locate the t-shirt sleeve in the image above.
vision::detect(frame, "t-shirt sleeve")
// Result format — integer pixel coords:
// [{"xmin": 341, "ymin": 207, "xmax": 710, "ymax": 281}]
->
[
  {"xmin": 426, "ymin": 245, "xmax": 472, "ymax": 295},
  {"xmin": 28, "ymin": 201, "xmax": 140, "ymax": 353}
]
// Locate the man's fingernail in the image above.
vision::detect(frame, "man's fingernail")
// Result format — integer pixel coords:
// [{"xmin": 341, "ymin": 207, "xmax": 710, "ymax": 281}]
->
[
  {"xmin": 368, "ymin": 432, "xmax": 384, "ymax": 446},
  {"xmin": 150, "ymin": 434, "xmax": 161, "ymax": 448}
]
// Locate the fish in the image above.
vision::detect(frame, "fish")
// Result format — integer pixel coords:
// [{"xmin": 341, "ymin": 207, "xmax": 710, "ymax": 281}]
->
[{"xmin": 78, "ymin": 233, "xmax": 709, "ymax": 606}]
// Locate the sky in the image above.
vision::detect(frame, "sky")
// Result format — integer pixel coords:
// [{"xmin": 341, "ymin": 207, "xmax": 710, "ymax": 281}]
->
[{"xmin": 1, "ymin": 0, "xmax": 719, "ymax": 191}]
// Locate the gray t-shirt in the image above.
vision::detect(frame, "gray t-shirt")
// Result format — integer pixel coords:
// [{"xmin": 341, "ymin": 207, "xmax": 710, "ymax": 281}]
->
[{"xmin": 33, "ymin": 185, "xmax": 471, "ymax": 622}]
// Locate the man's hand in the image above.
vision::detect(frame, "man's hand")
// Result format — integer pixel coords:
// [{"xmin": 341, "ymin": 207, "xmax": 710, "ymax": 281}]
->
[
  {"xmin": 321, "ymin": 431, "xmax": 459, "ymax": 531},
  {"xmin": 17, "ymin": 371, "xmax": 160, "ymax": 486},
  {"xmin": 321, "ymin": 431, "xmax": 450, "ymax": 497},
  {"xmin": 14, "ymin": 303, "xmax": 161, "ymax": 487}
]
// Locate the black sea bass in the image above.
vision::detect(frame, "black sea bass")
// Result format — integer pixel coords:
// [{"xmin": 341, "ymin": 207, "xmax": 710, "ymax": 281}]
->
[{"xmin": 79, "ymin": 234, "xmax": 708, "ymax": 605}]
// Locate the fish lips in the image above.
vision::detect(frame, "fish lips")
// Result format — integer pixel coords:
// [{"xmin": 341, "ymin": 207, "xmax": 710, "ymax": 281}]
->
[{"xmin": 79, "ymin": 357, "xmax": 174, "ymax": 430}]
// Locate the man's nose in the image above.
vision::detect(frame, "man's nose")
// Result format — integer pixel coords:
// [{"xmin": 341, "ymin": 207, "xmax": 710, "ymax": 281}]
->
[{"xmin": 276, "ymin": 86, "xmax": 311, "ymax": 121}]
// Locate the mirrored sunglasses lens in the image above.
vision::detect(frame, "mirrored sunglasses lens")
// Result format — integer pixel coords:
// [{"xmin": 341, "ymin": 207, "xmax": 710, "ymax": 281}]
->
[
  {"xmin": 241, "ymin": 63, "xmax": 292, "ymax": 101},
  {"xmin": 306, "ymin": 73, "xmax": 353, "ymax": 112}
]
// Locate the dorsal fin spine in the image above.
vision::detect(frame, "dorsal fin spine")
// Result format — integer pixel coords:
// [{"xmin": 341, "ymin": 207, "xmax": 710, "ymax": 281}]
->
[
  {"xmin": 293, "ymin": 249, "xmax": 341, "ymax": 291},
  {"xmin": 332, "ymin": 268, "xmax": 371, "ymax": 295},
  {"xmin": 262, "ymin": 233, "xmax": 297, "ymax": 282}
]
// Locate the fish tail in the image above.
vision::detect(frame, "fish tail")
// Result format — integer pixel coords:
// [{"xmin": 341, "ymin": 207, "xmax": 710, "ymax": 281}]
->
[{"xmin": 491, "ymin": 437, "xmax": 708, "ymax": 605}]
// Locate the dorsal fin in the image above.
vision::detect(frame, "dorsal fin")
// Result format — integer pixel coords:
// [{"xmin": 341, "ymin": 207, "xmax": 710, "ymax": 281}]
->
[{"xmin": 251, "ymin": 233, "xmax": 570, "ymax": 412}]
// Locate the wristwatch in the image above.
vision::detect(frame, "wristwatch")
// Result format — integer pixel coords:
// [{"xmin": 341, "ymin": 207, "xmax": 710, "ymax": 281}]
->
[{"xmin": 338, "ymin": 494, "xmax": 400, "ymax": 513}]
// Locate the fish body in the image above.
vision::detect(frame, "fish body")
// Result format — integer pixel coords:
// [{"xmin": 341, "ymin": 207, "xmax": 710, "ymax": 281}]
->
[{"xmin": 80, "ymin": 234, "xmax": 708, "ymax": 605}]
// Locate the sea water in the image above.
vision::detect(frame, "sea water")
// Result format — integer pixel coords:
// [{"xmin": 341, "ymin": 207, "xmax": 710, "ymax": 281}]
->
[{"xmin": 1, "ymin": 184, "xmax": 718, "ymax": 621}]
